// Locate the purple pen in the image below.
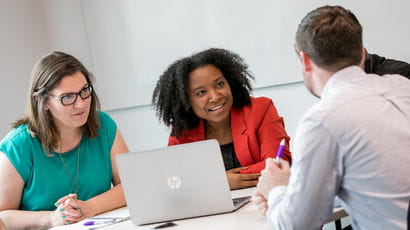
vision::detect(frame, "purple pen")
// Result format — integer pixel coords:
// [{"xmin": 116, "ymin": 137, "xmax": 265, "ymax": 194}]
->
[
  {"xmin": 83, "ymin": 220, "xmax": 115, "ymax": 226},
  {"xmin": 275, "ymin": 138, "xmax": 286, "ymax": 165}
]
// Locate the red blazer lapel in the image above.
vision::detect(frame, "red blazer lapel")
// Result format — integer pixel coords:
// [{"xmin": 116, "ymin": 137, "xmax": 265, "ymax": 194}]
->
[{"xmin": 230, "ymin": 107, "xmax": 253, "ymax": 166}]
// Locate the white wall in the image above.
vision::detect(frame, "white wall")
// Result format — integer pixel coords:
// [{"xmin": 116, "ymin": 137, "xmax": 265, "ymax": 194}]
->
[
  {"xmin": 0, "ymin": 0, "xmax": 93, "ymax": 138},
  {"xmin": 0, "ymin": 0, "xmax": 49, "ymax": 136},
  {"xmin": 0, "ymin": 0, "xmax": 320, "ymax": 151},
  {"xmin": 1, "ymin": 0, "xmax": 409, "ymax": 152},
  {"xmin": 41, "ymin": 0, "xmax": 92, "ymax": 68},
  {"xmin": 81, "ymin": 0, "xmax": 410, "ymax": 111}
]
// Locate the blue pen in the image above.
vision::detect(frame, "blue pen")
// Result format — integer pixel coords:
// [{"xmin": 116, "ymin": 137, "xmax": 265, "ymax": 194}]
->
[{"xmin": 275, "ymin": 138, "xmax": 286, "ymax": 165}]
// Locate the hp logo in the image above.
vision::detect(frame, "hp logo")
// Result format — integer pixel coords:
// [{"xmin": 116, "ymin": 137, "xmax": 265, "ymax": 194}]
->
[{"xmin": 167, "ymin": 176, "xmax": 182, "ymax": 190}]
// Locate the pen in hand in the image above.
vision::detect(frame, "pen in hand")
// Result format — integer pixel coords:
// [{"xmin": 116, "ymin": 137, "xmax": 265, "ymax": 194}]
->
[{"xmin": 275, "ymin": 138, "xmax": 286, "ymax": 165}]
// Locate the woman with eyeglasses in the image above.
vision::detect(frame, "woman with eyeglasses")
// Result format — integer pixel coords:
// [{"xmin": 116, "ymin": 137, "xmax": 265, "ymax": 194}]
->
[{"xmin": 0, "ymin": 51, "xmax": 129, "ymax": 229}]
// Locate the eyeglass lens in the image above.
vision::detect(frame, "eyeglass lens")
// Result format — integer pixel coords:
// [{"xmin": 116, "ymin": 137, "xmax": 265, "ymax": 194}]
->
[{"xmin": 61, "ymin": 86, "xmax": 92, "ymax": 106}]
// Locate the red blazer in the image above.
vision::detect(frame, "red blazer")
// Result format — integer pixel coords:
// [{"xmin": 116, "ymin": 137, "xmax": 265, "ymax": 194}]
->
[{"xmin": 168, "ymin": 97, "xmax": 291, "ymax": 173}]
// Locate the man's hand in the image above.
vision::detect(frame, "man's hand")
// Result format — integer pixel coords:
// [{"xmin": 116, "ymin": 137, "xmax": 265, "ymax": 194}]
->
[
  {"xmin": 252, "ymin": 191, "xmax": 268, "ymax": 216},
  {"xmin": 257, "ymin": 158, "xmax": 290, "ymax": 199}
]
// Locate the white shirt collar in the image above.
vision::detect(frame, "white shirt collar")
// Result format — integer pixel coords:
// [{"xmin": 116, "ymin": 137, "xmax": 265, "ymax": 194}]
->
[{"xmin": 321, "ymin": 66, "xmax": 365, "ymax": 99}]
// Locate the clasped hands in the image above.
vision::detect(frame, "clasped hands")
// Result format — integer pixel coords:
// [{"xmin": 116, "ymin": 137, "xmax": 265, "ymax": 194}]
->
[{"xmin": 51, "ymin": 194, "xmax": 95, "ymax": 226}]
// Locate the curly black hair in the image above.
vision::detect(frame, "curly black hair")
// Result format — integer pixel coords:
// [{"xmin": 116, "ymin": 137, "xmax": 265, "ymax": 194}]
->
[{"xmin": 152, "ymin": 48, "xmax": 254, "ymax": 137}]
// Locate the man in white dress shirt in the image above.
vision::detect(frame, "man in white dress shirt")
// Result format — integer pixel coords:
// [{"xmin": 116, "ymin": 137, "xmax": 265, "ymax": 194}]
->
[{"xmin": 254, "ymin": 5, "xmax": 410, "ymax": 230}]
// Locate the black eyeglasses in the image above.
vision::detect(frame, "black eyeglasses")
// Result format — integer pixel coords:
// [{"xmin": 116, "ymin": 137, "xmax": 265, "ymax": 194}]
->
[{"xmin": 48, "ymin": 86, "xmax": 93, "ymax": 106}]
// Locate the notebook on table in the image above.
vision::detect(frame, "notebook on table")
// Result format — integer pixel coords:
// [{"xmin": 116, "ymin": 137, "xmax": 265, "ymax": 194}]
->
[{"xmin": 116, "ymin": 139, "xmax": 251, "ymax": 226}]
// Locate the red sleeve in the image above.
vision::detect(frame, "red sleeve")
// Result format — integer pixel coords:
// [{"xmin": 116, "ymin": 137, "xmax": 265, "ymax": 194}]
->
[
  {"xmin": 240, "ymin": 100, "xmax": 291, "ymax": 174},
  {"xmin": 167, "ymin": 135, "xmax": 178, "ymax": 146}
]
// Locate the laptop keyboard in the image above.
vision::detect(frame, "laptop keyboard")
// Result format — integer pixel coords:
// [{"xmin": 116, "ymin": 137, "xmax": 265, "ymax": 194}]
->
[{"xmin": 232, "ymin": 196, "xmax": 251, "ymax": 208}]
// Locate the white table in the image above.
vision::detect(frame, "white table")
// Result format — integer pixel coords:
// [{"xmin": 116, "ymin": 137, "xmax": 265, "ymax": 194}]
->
[{"xmin": 50, "ymin": 187, "xmax": 347, "ymax": 230}]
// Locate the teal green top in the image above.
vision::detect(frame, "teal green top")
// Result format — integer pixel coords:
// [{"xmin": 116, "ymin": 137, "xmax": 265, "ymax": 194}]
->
[{"xmin": 0, "ymin": 111, "xmax": 117, "ymax": 211}]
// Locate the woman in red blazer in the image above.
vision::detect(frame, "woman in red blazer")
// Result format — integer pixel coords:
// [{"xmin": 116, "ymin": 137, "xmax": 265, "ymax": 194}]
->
[{"xmin": 152, "ymin": 48, "xmax": 291, "ymax": 190}]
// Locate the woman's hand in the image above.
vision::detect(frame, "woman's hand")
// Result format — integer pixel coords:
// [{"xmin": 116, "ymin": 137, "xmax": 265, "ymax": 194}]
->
[
  {"xmin": 49, "ymin": 205, "xmax": 72, "ymax": 227},
  {"xmin": 52, "ymin": 194, "xmax": 98, "ymax": 226},
  {"xmin": 226, "ymin": 167, "xmax": 260, "ymax": 190},
  {"xmin": 51, "ymin": 194, "xmax": 81, "ymax": 226}
]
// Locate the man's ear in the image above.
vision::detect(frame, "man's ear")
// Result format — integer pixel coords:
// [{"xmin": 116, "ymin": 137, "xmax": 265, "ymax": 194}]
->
[
  {"xmin": 300, "ymin": 51, "xmax": 312, "ymax": 73},
  {"xmin": 359, "ymin": 47, "xmax": 366, "ymax": 69}
]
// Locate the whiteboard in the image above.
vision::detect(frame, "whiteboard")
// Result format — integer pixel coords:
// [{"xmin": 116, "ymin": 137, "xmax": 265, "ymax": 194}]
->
[{"xmin": 82, "ymin": 0, "xmax": 410, "ymax": 110}]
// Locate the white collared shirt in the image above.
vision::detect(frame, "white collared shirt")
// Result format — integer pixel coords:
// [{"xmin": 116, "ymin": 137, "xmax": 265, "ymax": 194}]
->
[{"xmin": 267, "ymin": 66, "xmax": 410, "ymax": 230}]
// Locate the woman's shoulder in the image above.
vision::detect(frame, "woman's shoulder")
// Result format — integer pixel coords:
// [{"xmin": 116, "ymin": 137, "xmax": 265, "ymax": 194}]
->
[
  {"xmin": 0, "ymin": 125, "xmax": 34, "ymax": 147},
  {"xmin": 94, "ymin": 111, "xmax": 117, "ymax": 146},
  {"xmin": 249, "ymin": 96, "xmax": 273, "ymax": 106},
  {"xmin": 99, "ymin": 111, "xmax": 113, "ymax": 122},
  {"xmin": 98, "ymin": 111, "xmax": 117, "ymax": 129},
  {"xmin": 232, "ymin": 96, "xmax": 278, "ymax": 121},
  {"xmin": 0, "ymin": 125, "xmax": 37, "ymax": 179},
  {"xmin": 169, "ymin": 120, "xmax": 205, "ymax": 144},
  {"xmin": 241, "ymin": 96, "xmax": 274, "ymax": 112}
]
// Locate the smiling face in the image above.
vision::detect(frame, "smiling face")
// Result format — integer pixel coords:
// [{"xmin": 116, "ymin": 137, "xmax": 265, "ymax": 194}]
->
[
  {"xmin": 188, "ymin": 64, "xmax": 233, "ymax": 127},
  {"xmin": 46, "ymin": 71, "xmax": 91, "ymax": 132}
]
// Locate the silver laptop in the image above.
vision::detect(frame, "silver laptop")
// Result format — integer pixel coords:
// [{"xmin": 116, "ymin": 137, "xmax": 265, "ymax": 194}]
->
[{"xmin": 116, "ymin": 139, "xmax": 250, "ymax": 226}]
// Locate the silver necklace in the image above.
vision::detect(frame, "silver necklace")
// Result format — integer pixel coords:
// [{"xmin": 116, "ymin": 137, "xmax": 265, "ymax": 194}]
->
[{"xmin": 57, "ymin": 143, "xmax": 80, "ymax": 194}]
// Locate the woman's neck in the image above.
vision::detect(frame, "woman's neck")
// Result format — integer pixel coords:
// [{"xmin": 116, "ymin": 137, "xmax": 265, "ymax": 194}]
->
[
  {"xmin": 205, "ymin": 119, "xmax": 232, "ymax": 145},
  {"xmin": 56, "ymin": 127, "xmax": 82, "ymax": 153}
]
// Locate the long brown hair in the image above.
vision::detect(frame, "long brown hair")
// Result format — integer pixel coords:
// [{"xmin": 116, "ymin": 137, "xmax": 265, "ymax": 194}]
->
[{"xmin": 13, "ymin": 51, "xmax": 101, "ymax": 154}]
